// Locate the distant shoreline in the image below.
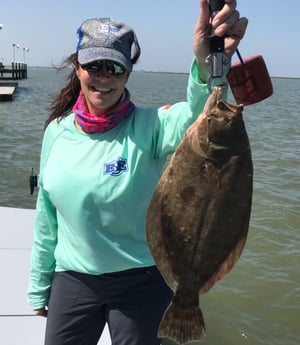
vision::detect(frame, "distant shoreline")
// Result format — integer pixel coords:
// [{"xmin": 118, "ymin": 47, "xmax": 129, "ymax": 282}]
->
[
  {"xmin": 269, "ymin": 76, "xmax": 300, "ymax": 80},
  {"xmin": 138, "ymin": 72, "xmax": 300, "ymax": 79},
  {"xmin": 8, "ymin": 65, "xmax": 300, "ymax": 79}
]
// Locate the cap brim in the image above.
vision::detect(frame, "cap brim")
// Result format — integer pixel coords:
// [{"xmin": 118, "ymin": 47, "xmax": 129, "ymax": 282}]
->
[{"xmin": 78, "ymin": 47, "xmax": 132, "ymax": 72}]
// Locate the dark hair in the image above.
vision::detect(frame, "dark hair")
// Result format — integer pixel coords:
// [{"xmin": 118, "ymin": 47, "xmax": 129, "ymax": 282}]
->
[{"xmin": 44, "ymin": 33, "xmax": 141, "ymax": 129}]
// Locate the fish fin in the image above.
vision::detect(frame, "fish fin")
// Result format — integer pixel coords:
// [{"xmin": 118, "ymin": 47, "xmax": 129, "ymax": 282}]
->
[
  {"xmin": 158, "ymin": 303, "xmax": 205, "ymax": 344},
  {"xmin": 200, "ymin": 235, "xmax": 248, "ymax": 294}
]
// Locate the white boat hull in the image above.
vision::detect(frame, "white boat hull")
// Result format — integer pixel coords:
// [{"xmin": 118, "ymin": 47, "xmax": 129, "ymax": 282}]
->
[{"xmin": 0, "ymin": 206, "xmax": 111, "ymax": 345}]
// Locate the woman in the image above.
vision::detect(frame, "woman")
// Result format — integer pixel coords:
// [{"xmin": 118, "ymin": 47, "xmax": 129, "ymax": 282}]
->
[{"xmin": 28, "ymin": 1, "xmax": 247, "ymax": 344}]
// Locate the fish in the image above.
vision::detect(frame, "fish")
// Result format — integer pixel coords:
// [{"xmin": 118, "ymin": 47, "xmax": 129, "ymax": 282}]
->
[{"xmin": 146, "ymin": 86, "xmax": 253, "ymax": 344}]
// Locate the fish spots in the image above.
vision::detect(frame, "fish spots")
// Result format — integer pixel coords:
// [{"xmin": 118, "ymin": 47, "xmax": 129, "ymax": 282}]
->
[
  {"xmin": 180, "ymin": 186, "xmax": 196, "ymax": 203},
  {"xmin": 146, "ymin": 86, "xmax": 252, "ymax": 344}
]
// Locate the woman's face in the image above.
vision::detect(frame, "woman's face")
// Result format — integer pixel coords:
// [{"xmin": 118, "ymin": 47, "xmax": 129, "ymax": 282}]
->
[{"xmin": 76, "ymin": 60, "xmax": 129, "ymax": 116}]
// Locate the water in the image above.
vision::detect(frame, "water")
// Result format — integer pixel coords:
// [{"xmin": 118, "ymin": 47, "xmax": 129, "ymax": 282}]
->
[{"xmin": 0, "ymin": 68, "xmax": 299, "ymax": 345}]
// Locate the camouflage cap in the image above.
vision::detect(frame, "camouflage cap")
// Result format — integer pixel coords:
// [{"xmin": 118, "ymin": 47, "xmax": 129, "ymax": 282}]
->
[{"xmin": 76, "ymin": 18, "xmax": 134, "ymax": 72}]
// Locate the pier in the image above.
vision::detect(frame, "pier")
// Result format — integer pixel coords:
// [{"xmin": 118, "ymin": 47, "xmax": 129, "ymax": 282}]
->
[
  {"xmin": 0, "ymin": 62, "xmax": 27, "ymax": 101},
  {"xmin": 0, "ymin": 82, "xmax": 18, "ymax": 101},
  {"xmin": 0, "ymin": 62, "xmax": 28, "ymax": 80}
]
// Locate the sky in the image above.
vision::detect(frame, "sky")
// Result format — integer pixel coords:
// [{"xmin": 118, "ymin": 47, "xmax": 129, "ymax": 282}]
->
[{"xmin": 0, "ymin": 0, "xmax": 299, "ymax": 77}]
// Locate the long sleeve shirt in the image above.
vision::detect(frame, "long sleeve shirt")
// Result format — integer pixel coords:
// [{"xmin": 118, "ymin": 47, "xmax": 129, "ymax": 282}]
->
[{"xmin": 28, "ymin": 61, "xmax": 212, "ymax": 310}]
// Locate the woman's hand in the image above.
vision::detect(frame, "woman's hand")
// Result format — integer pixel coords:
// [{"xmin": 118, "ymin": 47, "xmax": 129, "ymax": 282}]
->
[
  {"xmin": 194, "ymin": 0, "xmax": 248, "ymax": 80},
  {"xmin": 34, "ymin": 308, "xmax": 48, "ymax": 317}
]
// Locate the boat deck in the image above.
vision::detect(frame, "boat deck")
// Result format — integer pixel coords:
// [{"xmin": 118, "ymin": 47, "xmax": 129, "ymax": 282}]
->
[{"xmin": 0, "ymin": 206, "xmax": 111, "ymax": 345}]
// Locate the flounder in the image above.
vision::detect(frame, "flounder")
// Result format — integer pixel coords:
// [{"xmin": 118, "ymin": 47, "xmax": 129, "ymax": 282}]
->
[{"xmin": 146, "ymin": 86, "xmax": 253, "ymax": 344}]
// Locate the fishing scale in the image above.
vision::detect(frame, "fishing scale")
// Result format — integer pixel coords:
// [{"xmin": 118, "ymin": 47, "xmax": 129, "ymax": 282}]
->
[{"xmin": 206, "ymin": 0, "xmax": 273, "ymax": 105}]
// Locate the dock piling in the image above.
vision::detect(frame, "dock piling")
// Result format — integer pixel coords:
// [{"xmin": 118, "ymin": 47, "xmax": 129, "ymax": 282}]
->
[{"xmin": 0, "ymin": 62, "xmax": 27, "ymax": 80}]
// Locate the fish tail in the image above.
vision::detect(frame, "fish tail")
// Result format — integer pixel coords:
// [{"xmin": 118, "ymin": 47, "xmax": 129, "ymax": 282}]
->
[{"xmin": 158, "ymin": 302, "xmax": 206, "ymax": 344}]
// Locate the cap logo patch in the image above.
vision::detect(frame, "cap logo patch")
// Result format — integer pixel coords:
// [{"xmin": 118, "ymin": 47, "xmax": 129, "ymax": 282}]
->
[{"xmin": 100, "ymin": 23, "xmax": 119, "ymax": 33}]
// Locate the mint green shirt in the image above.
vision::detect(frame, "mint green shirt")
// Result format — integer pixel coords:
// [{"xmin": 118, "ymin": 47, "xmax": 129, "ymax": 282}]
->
[{"xmin": 28, "ymin": 61, "xmax": 211, "ymax": 309}]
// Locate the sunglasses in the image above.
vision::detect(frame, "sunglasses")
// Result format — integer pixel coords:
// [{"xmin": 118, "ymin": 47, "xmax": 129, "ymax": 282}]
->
[{"xmin": 80, "ymin": 60, "xmax": 127, "ymax": 76}]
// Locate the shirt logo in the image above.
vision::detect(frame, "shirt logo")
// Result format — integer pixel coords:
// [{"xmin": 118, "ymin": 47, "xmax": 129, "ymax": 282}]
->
[{"xmin": 104, "ymin": 157, "xmax": 128, "ymax": 176}]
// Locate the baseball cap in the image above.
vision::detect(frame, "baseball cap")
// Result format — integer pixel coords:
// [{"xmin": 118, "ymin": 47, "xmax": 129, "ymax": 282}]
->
[{"xmin": 76, "ymin": 18, "xmax": 135, "ymax": 72}]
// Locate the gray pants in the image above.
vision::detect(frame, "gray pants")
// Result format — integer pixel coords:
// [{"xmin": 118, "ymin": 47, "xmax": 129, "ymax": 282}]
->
[{"xmin": 44, "ymin": 266, "xmax": 173, "ymax": 345}]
